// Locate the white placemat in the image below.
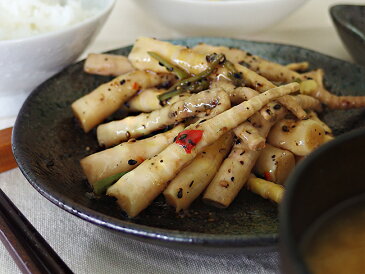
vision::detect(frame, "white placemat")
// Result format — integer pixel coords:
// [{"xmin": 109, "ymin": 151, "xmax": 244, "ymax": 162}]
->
[{"xmin": 0, "ymin": 169, "xmax": 279, "ymax": 274}]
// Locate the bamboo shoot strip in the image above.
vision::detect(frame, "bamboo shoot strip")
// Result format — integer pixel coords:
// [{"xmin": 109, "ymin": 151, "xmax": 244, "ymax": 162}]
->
[
  {"xmin": 126, "ymin": 88, "xmax": 166, "ymax": 112},
  {"xmin": 247, "ymin": 174, "xmax": 284, "ymax": 204},
  {"xmin": 203, "ymin": 142, "xmax": 261, "ymax": 208},
  {"xmin": 285, "ymin": 62, "xmax": 309, "ymax": 72},
  {"xmin": 293, "ymin": 94, "xmax": 322, "ymax": 112},
  {"xmin": 84, "ymin": 53, "xmax": 134, "ymax": 76},
  {"xmin": 129, "ymin": 37, "xmax": 207, "ymax": 75},
  {"xmin": 227, "ymin": 86, "xmax": 260, "ymax": 104},
  {"xmin": 107, "ymin": 82, "xmax": 299, "ymax": 217},
  {"xmin": 302, "ymin": 70, "xmax": 365, "ymax": 109},
  {"xmin": 97, "ymin": 89, "xmax": 230, "ymax": 147},
  {"xmin": 163, "ymin": 132, "xmax": 233, "ymax": 212},
  {"xmin": 233, "ymin": 119, "xmax": 266, "ymax": 151},
  {"xmin": 193, "ymin": 43, "xmax": 303, "ymax": 83},
  {"xmin": 72, "ymin": 70, "xmax": 175, "ymax": 132},
  {"xmin": 267, "ymin": 119, "xmax": 326, "ymax": 156},
  {"xmin": 81, "ymin": 125, "xmax": 184, "ymax": 185},
  {"xmin": 253, "ymin": 144, "xmax": 296, "ymax": 185},
  {"xmin": 306, "ymin": 110, "xmax": 332, "ymax": 134}
]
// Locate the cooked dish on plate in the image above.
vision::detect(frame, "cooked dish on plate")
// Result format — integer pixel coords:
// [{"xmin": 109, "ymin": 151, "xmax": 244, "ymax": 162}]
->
[{"xmin": 72, "ymin": 37, "xmax": 365, "ymax": 218}]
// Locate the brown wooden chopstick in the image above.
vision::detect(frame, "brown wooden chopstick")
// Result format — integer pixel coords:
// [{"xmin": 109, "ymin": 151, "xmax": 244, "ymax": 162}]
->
[
  {"xmin": 0, "ymin": 189, "xmax": 73, "ymax": 274},
  {"xmin": 0, "ymin": 127, "xmax": 18, "ymax": 173}
]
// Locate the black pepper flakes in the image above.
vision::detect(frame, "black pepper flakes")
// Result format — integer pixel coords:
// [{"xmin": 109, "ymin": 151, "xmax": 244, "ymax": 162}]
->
[
  {"xmin": 178, "ymin": 134, "xmax": 187, "ymax": 140},
  {"xmin": 120, "ymin": 79, "xmax": 126, "ymax": 85},
  {"xmin": 233, "ymin": 72, "xmax": 242, "ymax": 79},
  {"xmin": 282, "ymin": 125, "xmax": 289, "ymax": 132},
  {"xmin": 128, "ymin": 159, "xmax": 137, "ymax": 165},
  {"xmin": 177, "ymin": 188, "xmax": 183, "ymax": 199},
  {"xmin": 188, "ymin": 139, "xmax": 196, "ymax": 146},
  {"xmin": 231, "ymin": 177, "xmax": 235, "ymax": 182},
  {"xmin": 273, "ymin": 104, "xmax": 282, "ymax": 110}
]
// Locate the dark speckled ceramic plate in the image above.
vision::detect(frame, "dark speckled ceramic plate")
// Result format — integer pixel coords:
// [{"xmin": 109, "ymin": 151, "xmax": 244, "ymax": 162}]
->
[{"xmin": 12, "ymin": 38, "xmax": 365, "ymax": 252}]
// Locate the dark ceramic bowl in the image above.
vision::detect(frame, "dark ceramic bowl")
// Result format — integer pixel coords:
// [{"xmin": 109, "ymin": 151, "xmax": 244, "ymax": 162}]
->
[
  {"xmin": 12, "ymin": 37, "xmax": 365, "ymax": 252},
  {"xmin": 330, "ymin": 5, "xmax": 365, "ymax": 66},
  {"xmin": 280, "ymin": 127, "xmax": 365, "ymax": 273}
]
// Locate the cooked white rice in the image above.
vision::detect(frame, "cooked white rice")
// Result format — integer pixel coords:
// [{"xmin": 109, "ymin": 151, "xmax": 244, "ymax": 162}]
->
[{"xmin": 0, "ymin": 0, "xmax": 98, "ymax": 40}]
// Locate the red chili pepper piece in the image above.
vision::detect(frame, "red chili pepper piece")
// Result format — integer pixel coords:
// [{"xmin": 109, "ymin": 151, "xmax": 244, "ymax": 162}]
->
[
  {"xmin": 132, "ymin": 82, "xmax": 140, "ymax": 90},
  {"xmin": 264, "ymin": 171, "xmax": 272, "ymax": 181},
  {"xmin": 175, "ymin": 130, "xmax": 204, "ymax": 154}
]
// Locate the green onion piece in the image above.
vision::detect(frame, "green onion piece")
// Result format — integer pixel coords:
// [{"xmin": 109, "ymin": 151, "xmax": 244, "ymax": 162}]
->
[
  {"xmin": 93, "ymin": 171, "xmax": 128, "ymax": 195},
  {"xmin": 148, "ymin": 51, "xmax": 190, "ymax": 80},
  {"xmin": 224, "ymin": 60, "xmax": 245, "ymax": 86},
  {"xmin": 158, "ymin": 53, "xmax": 225, "ymax": 101},
  {"xmin": 185, "ymin": 78, "xmax": 210, "ymax": 93}
]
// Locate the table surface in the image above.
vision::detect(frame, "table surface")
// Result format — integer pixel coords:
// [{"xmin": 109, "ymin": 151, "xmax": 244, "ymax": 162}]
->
[{"xmin": 0, "ymin": 0, "xmax": 363, "ymax": 273}]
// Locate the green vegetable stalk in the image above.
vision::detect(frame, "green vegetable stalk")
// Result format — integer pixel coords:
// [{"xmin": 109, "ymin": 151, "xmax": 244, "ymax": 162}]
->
[
  {"xmin": 93, "ymin": 171, "xmax": 128, "ymax": 195},
  {"xmin": 158, "ymin": 53, "xmax": 226, "ymax": 101},
  {"xmin": 148, "ymin": 51, "xmax": 190, "ymax": 80}
]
